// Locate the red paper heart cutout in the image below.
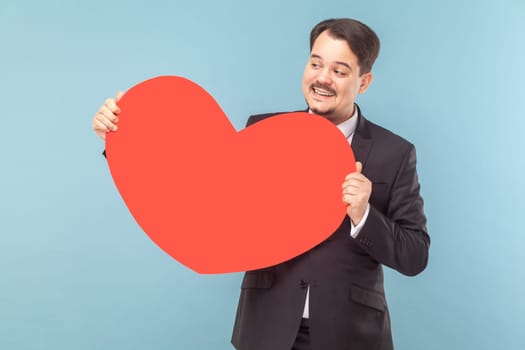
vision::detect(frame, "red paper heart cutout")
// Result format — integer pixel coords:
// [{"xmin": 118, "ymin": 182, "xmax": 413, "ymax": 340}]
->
[{"xmin": 106, "ymin": 76, "xmax": 355, "ymax": 273}]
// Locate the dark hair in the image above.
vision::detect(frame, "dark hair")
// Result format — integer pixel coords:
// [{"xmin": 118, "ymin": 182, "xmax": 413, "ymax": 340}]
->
[{"xmin": 310, "ymin": 18, "xmax": 380, "ymax": 75}]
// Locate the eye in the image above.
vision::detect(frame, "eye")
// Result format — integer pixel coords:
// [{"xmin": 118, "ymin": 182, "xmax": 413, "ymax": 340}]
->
[
  {"xmin": 334, "ymin": 69, "xmax": 347, "ymax": 77},
  {"xmin": 311, "ymin": 62, "xmax": 321, "ymax": 69}
]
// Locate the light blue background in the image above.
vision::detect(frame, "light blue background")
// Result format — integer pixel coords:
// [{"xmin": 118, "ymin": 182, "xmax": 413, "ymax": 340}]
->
[{"xmin": 1, "ymin": 0, "xmax": 524, "ymax": 349}]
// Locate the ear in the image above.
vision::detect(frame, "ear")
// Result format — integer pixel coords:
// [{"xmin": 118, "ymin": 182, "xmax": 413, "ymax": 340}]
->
[{"xmin": 358, "ymin": 72, "xmax": 373, "ymax": 94}]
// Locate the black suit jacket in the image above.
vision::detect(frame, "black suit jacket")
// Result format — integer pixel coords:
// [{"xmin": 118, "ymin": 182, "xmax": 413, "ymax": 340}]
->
[{"xmin": 231, "ymin": 106, "xmax": 430, "ymax": 350}]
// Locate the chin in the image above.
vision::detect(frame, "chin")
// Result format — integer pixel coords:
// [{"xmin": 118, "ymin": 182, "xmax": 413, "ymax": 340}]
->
[{"xmin": 310, "ymin": 106, "xmax": 335, "ymax": 117}]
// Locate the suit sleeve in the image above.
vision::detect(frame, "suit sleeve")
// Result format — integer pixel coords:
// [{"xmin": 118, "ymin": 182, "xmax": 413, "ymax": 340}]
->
[{"xmin": 356, "ymin": 145, "xmax": 430, "ymax": 276}]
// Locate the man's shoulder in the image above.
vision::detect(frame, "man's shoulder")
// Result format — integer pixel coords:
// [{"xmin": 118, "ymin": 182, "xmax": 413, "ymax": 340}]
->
[
  {"xmin": 246, "ymin": 110, "xmax": 415, "ymax": 150},
  {"xmin": 361, "ymin": 116, "xmax": 414, "ymax": 149}
]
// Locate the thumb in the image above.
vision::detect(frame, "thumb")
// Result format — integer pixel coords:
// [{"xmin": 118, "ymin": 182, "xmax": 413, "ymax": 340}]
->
[
  {"xmin": 116, "ymin": 90, "xmax": 124, "ymax": 102},
  {"xmin": 355, "ymin": 161, "xmax": 362, "ymax": 173}
]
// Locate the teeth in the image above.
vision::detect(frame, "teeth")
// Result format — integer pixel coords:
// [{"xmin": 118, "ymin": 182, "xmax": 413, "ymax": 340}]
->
[{"xmin": 313, "ymin": 87, "xmax": 334, "ymax": 96}]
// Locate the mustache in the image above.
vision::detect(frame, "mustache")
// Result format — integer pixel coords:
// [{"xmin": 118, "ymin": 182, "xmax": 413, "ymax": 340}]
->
[{"xmin": 311, "ymin": 83, "xmax": 336, "ymax": 94}]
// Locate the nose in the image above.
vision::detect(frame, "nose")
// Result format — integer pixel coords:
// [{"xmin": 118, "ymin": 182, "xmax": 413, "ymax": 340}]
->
[{"xmin": 316, "ymin": 67, "xmax": 332, "ymax": 85}]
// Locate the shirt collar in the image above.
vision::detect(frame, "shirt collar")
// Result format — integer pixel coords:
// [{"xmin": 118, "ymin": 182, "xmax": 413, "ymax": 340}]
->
[
  {"xmin": 308, "ymin": 105, "xmax": 359, "ymax": 141},
  {"xmin": 336, "ymin": 106, "xmax": 359, "ymax": 140}
]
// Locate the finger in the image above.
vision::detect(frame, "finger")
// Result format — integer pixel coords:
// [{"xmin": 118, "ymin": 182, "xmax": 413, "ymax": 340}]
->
[
  {"xmin": 342, "ymin": 182, "xmax": 361, "ymax": 193},
  {"xmin": 104, "ymin": 97, "xmax": 121, "ymax": 115},
  {"xmin": 344, "ymin": 171, "xmax": 367, "ymax": 182},
  {"xmin": 99, "ymin": 105, "xmax": 119, "ymax": 123},
  {"xmin": 93, "ymin": 120, "xmax": 108, "ymax": 140},
  {"xmin": 93, "ymin": 118, "xmax": 109, "ymax": 132},
  {"xmin": 356, "ymin": 161, "xmax": 362, "ymax": 173},
  {"xmin": 343, "ymin": 174, "xmax": 367, "ymax": 185},
  {"xmin": 342, "ymin": 187, "xmax": 364, "ymax": 197},
  {"xmin": 93, "ymin": 119, "xmax": 110, "ymax": 135},
  {"xmin": 342, "ymin": 193, "xmax": 354, "ymax": 205},
  {"xmin": 343, "ymin": 178, "xmax": 364, "ymax": 191},
  {"xmin": 343, "ymin": 173, "xmax": 357, "ymax": 183},
  {"xmin": 116, "ymin": 90, "xmax": 124, "ymax": 102},
  {"xmin": 95, "ymin": 113, "xmax": 118, "ymax": 131}
]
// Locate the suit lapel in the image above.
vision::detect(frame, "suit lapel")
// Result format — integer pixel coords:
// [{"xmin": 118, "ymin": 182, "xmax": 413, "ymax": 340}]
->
[{"xmin": 351, "ymin": 107, "xmax": 374, "ymax": 169}]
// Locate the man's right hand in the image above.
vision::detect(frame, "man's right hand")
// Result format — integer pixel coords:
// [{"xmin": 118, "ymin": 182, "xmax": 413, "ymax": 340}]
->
[{"xmin": 92, "ymin": 91, "xmax": 124, "ymax": 140}]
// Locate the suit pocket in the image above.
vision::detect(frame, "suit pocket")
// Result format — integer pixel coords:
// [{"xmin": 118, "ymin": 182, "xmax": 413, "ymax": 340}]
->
[
  {"xmin": 350, "ymin": 284, "xmax": 386, "ymax": 312},
  {"xmin": 241, "ymin": 271, "xmax": 274, "ymax": 289}
]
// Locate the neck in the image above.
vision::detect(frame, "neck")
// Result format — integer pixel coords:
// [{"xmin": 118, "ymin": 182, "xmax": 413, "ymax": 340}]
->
[{"xmin": 331, "ymin": 105, "xmax": 356, "ymax": 125}]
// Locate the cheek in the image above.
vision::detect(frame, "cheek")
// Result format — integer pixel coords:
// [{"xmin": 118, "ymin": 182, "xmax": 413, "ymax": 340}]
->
[
  {"xmin": 352, "ymin": 78, "xmax": 364, "ymax": 93},
  {"xmin": 302, "ymin": 73, "xmax": 312, "ymax": 86},
  {"xmin": 301, "ymin": 80, "xmax": 308, "ymax": 95},
  {"xmin": 338, "ymin": 81, "xmax": 359, "ymax": 97},
  {"xmin": 303, "ymin": 66, "xmax": 319, "ymax": 83},
  {"xmin": 302, "ymin": 73, "xmax": 314, "ymax": 92}
]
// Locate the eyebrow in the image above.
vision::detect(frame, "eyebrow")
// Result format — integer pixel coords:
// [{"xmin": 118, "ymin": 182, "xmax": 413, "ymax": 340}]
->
[{"xmin": 311, "ymin": 54, "xmax": 352, "ymax": 70}]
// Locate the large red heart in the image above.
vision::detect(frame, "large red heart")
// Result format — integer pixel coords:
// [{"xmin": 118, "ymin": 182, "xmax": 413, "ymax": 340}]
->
[{"xmin": 106, "ymin": 76, "xmax": 355, "ymax": 273}]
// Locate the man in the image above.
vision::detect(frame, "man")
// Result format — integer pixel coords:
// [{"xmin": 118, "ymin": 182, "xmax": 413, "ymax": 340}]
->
[{"xmin": 93, "ymin": 18, "xmax": 429, "ymax": 350}]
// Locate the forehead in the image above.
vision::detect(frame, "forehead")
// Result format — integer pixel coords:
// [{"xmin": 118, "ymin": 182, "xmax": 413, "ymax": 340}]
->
[{"xmin": 310, "ymin": 31, "xmax": 358, "ymax": 65}]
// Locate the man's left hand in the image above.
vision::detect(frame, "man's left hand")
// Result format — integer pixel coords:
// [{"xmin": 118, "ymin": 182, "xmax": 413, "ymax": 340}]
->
[{"xmin": 342, "ymin": 162, "xmax": 371, "ymax": 225}]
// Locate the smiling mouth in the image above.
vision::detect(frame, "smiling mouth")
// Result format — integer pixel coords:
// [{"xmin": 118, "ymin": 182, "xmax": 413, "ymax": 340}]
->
[{"xmin": 312, "ymin": 86, "xmax": 335, "ymax": 97}]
